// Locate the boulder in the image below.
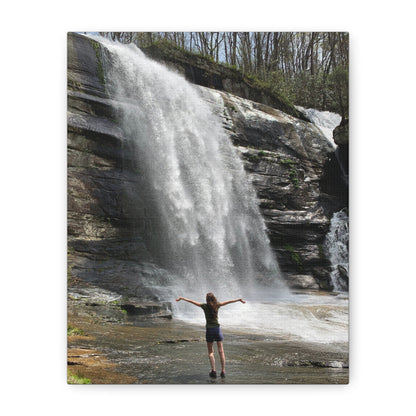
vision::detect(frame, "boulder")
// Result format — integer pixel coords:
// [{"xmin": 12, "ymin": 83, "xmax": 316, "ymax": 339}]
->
[{"xmin": 333, "ymin": 118, "xmax": 349, "ymax": 146}]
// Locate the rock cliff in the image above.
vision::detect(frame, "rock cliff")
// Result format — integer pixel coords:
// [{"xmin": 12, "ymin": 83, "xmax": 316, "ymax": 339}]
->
[
  {"xmin": 212, "ymin": 91, "xmax": 347, "ymax": 289},
  {"xmin": 67, "ymin": 33, "xmax": 347, "ymax": 296}
]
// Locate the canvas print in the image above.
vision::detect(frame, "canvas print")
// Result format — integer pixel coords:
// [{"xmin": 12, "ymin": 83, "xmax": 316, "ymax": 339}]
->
[{"xmin": 67, "ymin": 31, "xmax": 349, "ymax": 384}]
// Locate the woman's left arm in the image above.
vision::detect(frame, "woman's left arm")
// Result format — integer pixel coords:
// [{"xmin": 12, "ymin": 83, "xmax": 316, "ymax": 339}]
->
[{"xmin": 220, "ymin": 298, "xmax": 246, "ymax": 306}]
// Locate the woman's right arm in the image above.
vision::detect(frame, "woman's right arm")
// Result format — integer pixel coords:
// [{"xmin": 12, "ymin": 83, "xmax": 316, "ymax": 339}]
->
[{"xmin": 176, "ymin": 297, "xmax": 202, "ymax": 307}]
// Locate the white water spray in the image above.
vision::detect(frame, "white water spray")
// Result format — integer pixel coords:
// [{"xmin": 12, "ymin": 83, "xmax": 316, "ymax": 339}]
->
[{"xmin": 96, "ymin": 37, "xmax": 285, "ymax": 301}]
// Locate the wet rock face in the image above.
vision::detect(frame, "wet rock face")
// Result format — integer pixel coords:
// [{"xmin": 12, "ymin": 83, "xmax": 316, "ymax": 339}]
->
[
  {"xmin": 214, "ymin": 92, "xmax": 340, "ymax": 288},
  {"xmin": 68, "ymin": 33, "xmax": 158, "ymax": 296},
  {"xmin": 67, "ymin": 33, "xmax": 345, "ymax": 294}
]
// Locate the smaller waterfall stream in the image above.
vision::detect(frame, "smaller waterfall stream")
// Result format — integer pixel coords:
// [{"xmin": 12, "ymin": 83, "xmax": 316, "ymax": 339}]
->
[
  {"xmin": 297, "ymin": 106, "xmax": 348, "ymax": 292},
  {"xmin": 296, "ymin": 106, "xmax": 342, "ymax": 148},
  {"xmin": 324, "ymin": 209, "xmax": 349, "ymax": 291}
]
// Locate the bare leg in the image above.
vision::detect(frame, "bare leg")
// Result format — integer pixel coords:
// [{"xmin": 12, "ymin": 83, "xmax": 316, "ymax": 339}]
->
[
  {"xmin": 207, "ymin": 342, "xmax": 215, "ymax": 371},
  {"xmin": 217, "ymin": 341, "xmax": 225, "ymax": 373}
]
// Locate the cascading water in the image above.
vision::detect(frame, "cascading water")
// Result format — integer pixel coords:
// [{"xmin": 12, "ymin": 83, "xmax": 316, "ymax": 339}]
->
[
  {"xmin": 84, "ymin": 36, "xmax": 348, "ymax": 344},
  {"xmin": 296, "ymin": 106, "xmax": 342, "ymax": 148},
  {"xmin": 96, "ymin": 37, "xmax": 285, "ymax": 302},
  {"xmin": 324, "ymin": 209, "xmax": 349, "ymax": 291},
  {"xmin": 297, "ymin": 105, "xmax": 348, "ymax": 186}
]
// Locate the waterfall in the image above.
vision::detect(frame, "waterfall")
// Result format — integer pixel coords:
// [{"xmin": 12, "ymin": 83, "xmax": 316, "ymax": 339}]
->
[
  {"xmin": 297, "ymin": 106, "xmax": 348, "ymax": 185},
  {"xmin": 324, "ymin": 209, "xmax": 349, "ymax": 291},
  {"xmin": 296, "ymin": 106, "xmax": 341, "ymax": 148},
  {"xmin": 94, "ymin": 37, "xmax": 286, "ymax": 301}
]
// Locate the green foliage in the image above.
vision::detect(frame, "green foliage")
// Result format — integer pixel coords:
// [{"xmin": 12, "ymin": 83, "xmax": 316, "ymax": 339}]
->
[
  {"xmin": 243, "ymin": 71, "xmax": 298, "ymax": 114},
  {"xmin": 280, "ymin": 159, "xmax": 299, "ymax": 188},
  {"xmin": 223, "ymin": 62, "xmax": 238, "ymax": 71},
  {"xmin": 326, "ymin": 66, "xmax": 349, "ymax": 118},
  {"xmin": 67, "ymin": 371, "xmax": 91, "ymax": 384},
  {"xmin": 147, "ymin": 38, "xmax": 217, "ymax": 66},
  {"xmin": 274, "ymin": 68, "xmax": 349, "ymax": 118},
  {"xmin": 67, "ymin": 325, "xmax": 85, "ymax": 336},
  {"xmin": 89, "ymin": 39, "xmax": 105, "ymax": 86},
  {"xmin": 244, "ymin": 150, "xmax": 266, "ymax": 163},
  {"xmin": 284, "ymin": 243, "xmax": 304, "ymax": 271},
  {"xmin": 268, "ymin": 71, "xmax": 297, "ymax": 105},
  {"xmin": 289, "ymin": 169, "xmax": 299, "ymax": 188},
  {"xmin": 224, "ymin": 102, "xmax": 237, "ymax": 112},
  {"xmin": 280, "ymin": 158, "xmax": 295, "ymax": 165},
  {"xmin": 246, "ymin": 154, "xmax": 260, "ymax": 162}
]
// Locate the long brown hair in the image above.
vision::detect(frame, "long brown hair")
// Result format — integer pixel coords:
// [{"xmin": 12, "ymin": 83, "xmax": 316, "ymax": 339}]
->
[{"xmin": 206, "ymin": 292, "xmax": 220, "ymax": 319}]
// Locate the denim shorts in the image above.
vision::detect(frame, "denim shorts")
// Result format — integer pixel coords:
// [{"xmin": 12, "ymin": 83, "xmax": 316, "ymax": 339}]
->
[{"xmin": 206, "ymin": 326, "xmax": 224, "ymax": 342}]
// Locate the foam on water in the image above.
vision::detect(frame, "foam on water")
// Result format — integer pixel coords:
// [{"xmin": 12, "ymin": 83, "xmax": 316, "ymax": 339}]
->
[{"xmin": 174, "ymin": 292, "xmax": 348, "ymax": 344}]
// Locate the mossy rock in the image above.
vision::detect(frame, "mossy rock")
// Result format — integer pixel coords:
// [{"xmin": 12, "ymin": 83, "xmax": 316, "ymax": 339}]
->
[{"xmin": 140, "ymin": 42, "xmax": 306, "ymax": 120}]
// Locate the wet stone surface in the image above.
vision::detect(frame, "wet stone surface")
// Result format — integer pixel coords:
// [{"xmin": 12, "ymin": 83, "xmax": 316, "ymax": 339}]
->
[{"xmin": 68, "ymin": 298, "xmax": 348, "ymax": 384}]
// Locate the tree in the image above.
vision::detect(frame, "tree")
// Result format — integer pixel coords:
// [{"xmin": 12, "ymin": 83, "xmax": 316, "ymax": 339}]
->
[{"xmin": 98, "ymin": 31, "xmax": 349, "ymax": 117}]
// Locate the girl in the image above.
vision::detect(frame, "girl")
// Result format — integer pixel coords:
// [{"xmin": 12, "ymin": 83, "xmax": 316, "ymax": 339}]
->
[{"xmin": 176, "ymin": 292, "xmax": 246, "ymax": 378}]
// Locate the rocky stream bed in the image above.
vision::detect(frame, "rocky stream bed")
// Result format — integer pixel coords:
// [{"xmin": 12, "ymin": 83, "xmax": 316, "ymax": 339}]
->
[{"xmin": 67, "ymin": 288, "xmax": 348, "ymax": 385}]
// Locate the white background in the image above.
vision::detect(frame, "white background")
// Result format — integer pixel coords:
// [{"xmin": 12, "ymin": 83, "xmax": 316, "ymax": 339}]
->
[{"xmin": 1, "ymin": 1, "xmax": 414, "ymax": 414}]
